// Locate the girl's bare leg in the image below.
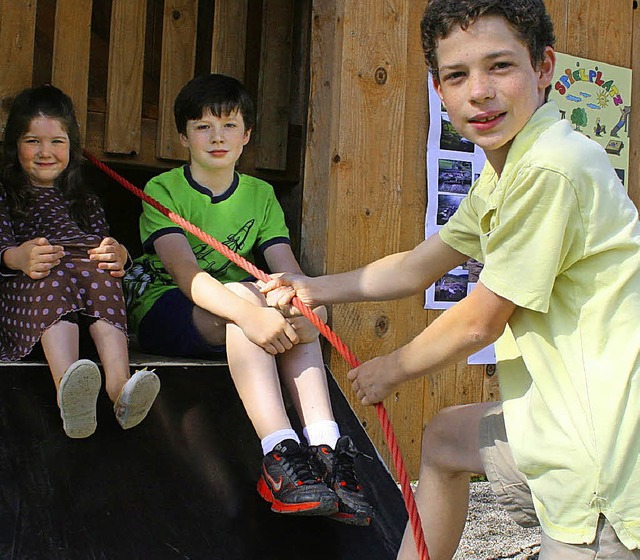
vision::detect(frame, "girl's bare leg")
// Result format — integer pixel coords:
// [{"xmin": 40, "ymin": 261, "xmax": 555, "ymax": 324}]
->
[
  {"xmin": 397, "ymin": 402, "xmax": 493, "ymax": 560},
  {"xmin": 89, "ymin": 319, "xmax": 131, "ymax": 401},
  {"xmin": 41, "ymin": 320, "xmax": 80, "ymax": 388}
]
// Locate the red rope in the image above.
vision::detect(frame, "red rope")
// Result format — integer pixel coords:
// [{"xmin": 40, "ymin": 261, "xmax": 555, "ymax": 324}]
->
[{"xmin": 85, "ymin": 151, "xmax": 430, "ymax": 560}]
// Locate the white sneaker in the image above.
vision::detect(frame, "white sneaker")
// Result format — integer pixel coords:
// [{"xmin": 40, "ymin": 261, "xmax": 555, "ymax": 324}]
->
[
  {"xmin": 58, "ymin": 359, "xmax": 102, "ymax": 439},
  {"xmin": 114, "ymin": 368, "xmax": 160, "ymax": 430}
]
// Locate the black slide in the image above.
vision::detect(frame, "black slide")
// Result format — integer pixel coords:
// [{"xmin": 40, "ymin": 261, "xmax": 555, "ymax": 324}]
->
[{"xmin": 0, "ymin": 364, "xmax": 407, "ymax": 559}]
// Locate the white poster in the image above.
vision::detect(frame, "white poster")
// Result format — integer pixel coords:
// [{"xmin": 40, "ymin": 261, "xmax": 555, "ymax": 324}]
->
[{"xmin": 424, "ymin": 76, "xmax": 487, "ymax": 310}]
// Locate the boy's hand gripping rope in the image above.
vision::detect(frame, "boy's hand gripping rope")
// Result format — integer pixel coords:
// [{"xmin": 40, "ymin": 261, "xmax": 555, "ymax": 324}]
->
[{"xmin": 84, "ymin": 151, "xmax": 429, "ymax": 560}]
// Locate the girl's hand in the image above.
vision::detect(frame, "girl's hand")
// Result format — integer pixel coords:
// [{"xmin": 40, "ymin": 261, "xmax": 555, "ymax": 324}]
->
[
  {"xmin": 4, "ymin": 238, "xmax": 64, "ymax": 279},
  {"xmin": 88, "ymin": 237, "xmax": 128, "ymax": 277}
]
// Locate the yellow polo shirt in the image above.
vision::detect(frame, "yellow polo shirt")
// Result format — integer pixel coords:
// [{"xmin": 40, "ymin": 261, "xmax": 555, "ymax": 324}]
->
[{"xmin": 440, "ymin": 101, "xmax": 640, "ymax": 548}]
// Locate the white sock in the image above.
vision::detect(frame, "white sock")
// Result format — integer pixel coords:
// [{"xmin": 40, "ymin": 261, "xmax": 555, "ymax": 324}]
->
[
  {"xmin": 261, "ymin": 429, "xmax": 300, "ymax": 455},
  {"xmin": 303, "ymin": 420, "xmax": 340, "ymax": 449}
]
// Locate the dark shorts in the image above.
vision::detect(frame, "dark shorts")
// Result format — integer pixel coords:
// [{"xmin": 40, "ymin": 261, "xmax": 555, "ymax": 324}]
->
[{"xmin": 137, "ymin": 288, "xmax": 226, "ymax": 358}]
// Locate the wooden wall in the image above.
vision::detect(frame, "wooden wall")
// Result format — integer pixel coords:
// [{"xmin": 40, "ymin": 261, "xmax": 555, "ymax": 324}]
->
[
  {"xmin": 303, "ymin": 0, "xmax": 640, "ymax": 479},
  {"xmin": 0, "ymin": 0, "xmax": 638, "ymax": 480},
  {"xmin": 0, "ymin": 0, "xmax": 308, "ymax": 188}
]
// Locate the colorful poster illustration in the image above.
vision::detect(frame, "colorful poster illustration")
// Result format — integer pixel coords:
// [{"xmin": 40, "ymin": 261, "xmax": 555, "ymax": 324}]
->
[{"xmin": 550, "ymin": 53, "xmax": 632, "ymax": 187}]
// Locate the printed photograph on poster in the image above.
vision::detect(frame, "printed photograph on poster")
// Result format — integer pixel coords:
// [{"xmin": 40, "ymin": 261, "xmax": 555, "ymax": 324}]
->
[{"xmin": 440, "ymin": 114, "xmax": 475, "ymax": 153}]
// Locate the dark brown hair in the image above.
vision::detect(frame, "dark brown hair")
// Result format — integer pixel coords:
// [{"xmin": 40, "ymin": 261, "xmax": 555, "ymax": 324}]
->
[{"xmin": 421, "ymin": 0, "xmax": 555, "ymax": 82}]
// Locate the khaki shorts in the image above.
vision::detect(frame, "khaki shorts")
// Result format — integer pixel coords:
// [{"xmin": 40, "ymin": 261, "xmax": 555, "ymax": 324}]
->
[{"xmin": 479, "ymin": 403, "xmax": 640, "ymax": 559}]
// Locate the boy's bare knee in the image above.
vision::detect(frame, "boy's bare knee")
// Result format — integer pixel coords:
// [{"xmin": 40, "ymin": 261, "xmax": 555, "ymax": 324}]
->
[
  {"xmin": 225, "ymin": 281, "xmax": 266, "ymax": 306},
  {"xmin": 421, "ymin": 404, "xmax": 484, "ymax": 474}
]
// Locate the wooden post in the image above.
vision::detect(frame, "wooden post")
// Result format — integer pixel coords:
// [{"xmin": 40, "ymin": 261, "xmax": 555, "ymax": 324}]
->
[{"xmin": 304, "ymin": 0, "xmax": 429, "ymax": 477}]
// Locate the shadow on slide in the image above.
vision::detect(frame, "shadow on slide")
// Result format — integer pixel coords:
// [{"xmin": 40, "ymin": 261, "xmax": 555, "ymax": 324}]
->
[{"xmin": 0, "ymin": 364, "xmax": 407, "ymax": 559}]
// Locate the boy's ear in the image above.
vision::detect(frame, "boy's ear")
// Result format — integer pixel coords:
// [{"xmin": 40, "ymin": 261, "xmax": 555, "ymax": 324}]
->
[
  {"xmin": 179, "ymin": 133, "xmax": 189, "ymax": 148},
  {"xmin": 243, "ymin": 128, "xmax": 252, "ymax": 145},
  {"xmin": 432, "ymin": 73, "xmax": 445, "ymax": 106},
  {"xmin": 537, "ymin": 46, "xmax": 556, "ymax": 90}
]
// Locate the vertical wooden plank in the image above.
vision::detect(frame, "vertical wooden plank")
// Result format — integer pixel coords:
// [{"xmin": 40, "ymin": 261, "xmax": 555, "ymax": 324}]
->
[
  {"xmin": 566, "ymin": 0, "xmax": 633, "ymax": 66},
  {"xmin": 105, "ymin": 0, "xmax": 147, "ymax": 154},
  {"xmin": 255, "ymin": 0, "xmax": 294, "ymax": 170},
  {"xmin": 210, "ymin": 0, "xmax": 248, "ymax": 81},
  {"xmin": 156, "ymin": 0, "xmax": 198, "ymax": 161},
  {"xmin": 51, "ymin": 0, "xmax": 93, "ymax": 142},
  {"xmin": 628, "ymin": 1, "xmax": 640, "ymax": 207},
  {"xmin": 391, "ymin": 0, "xmax": 431, "ymax": 478},
  {"xmin": 544, "ymin": 0, "xmax": 568, "ymax": 52},
  {"xmin": 301, "ymin": 0, "xmax": 344, "ymax": 277},
  {"xmin": 325, "ymin": 0, "xmax": 427, "ymax": 478},
  {"xmin": 0, "ymin": 0, "xmax": 37, "ymax": 132}
]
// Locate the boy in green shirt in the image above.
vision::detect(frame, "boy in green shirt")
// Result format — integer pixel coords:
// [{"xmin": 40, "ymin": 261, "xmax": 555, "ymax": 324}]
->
[
  {"xmin": 263, "ymin": 0, "xmax": 640, "ymax": 557},
  {"xmin": 124, "ymin": 74, "xmax": 372, "ymax": 525}
]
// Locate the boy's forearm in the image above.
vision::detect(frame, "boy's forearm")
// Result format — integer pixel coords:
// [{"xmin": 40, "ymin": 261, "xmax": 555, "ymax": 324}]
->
[
  {"xmin": 188, "ymin": 271, "xmax": 255, "ymax": 323},
  {"xmin": 307, "ymin": 235, "xmax": 468, "ymax": 305},
  {"xmin": 391, "ymin": 284, "xmax": 514, "ymax": 385}
]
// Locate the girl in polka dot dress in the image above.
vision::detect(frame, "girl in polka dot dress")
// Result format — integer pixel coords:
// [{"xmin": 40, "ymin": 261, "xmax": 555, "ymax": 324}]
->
[{"xmin": 0, "ymin": 85, "xmax": 160, "ymax": 439}]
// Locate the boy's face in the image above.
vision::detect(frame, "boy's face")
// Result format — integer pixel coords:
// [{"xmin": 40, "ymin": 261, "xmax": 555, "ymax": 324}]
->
[
  {"xmin": 433, "ymin": 15, "xmax": 555, "ymax": 173},
  {"xmin": 180, "ymin": 108, "xmax": 251, "ymax": 175}
]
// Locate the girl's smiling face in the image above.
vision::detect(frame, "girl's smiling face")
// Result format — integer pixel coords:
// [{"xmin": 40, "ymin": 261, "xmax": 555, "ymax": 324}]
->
[{"xmin": 18, "ymin": 116, "xmax": 70, "ymax": 187}]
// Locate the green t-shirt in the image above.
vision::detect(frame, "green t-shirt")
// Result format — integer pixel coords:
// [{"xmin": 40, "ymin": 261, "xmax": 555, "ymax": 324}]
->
[
  {"xmin": 124, "ymin": 166, "xmax": 290, "ymax": 331},
  {"xmin": 440, "ymin": 102, "xmax": 640, "ymax": 548}
]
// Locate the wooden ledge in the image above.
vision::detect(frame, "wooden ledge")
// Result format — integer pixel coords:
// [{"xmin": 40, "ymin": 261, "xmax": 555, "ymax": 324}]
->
[{"xmin": 0, "ymin": 338, "xmax": 227, "ymax": 368}]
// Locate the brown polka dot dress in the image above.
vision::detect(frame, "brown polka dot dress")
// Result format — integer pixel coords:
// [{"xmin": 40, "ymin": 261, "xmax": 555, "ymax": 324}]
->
[{"xmin": 0, "ymin": 186, "xmax": 127, "ymax": 361}]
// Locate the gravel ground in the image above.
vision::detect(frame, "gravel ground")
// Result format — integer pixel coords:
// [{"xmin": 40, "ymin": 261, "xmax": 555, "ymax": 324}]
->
[{"xmin": 454, "ymin": 482, "xmax": 541, "ymax": 560}]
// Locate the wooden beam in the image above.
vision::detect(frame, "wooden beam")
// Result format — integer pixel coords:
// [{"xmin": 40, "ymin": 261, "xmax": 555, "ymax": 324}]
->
[
  {"xmin": 210, "ymin": 0, "xmax": 248, "ymax": 81},
  {"xmin": 301, "ymin": 0, "xmax": 343, "ymax": 277},
  {"xmin": 105, "ymin": 0, "xmax": 147, "ymax": 155},
  {"xmin": 0, "ymin": 0, "xmax": 37, "ymax": 132},
  {"xmin": 255, "ymin": 0, "xmax": 294, "ymax": 171},
  {"xmin": 51, "ymin": 0, "xmax": 93, "ymax": 142},
  {"xmin": 156, "ymin": 0, "xmax": 198, "ymax": 161}
]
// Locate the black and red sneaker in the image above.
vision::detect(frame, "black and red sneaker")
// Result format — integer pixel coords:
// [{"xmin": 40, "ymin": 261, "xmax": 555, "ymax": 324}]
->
[
  {"xmin": 307, "ymin": 435, "xmax": 373, "ymax": 526},
  {"xmin": 257, "ymin": 439, "xmax": 338, "ymax": 516}
]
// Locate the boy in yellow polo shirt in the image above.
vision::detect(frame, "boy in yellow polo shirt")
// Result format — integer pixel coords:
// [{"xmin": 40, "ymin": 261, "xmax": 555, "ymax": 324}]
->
[{"xmin": 263, "ymin": 0, "xmax": 640, "ymax": 558}]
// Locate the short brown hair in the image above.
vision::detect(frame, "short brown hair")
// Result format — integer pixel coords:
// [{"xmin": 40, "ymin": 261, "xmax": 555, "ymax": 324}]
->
[{"xmin": 421, "ymin": 0, "xmax": 555, "ymax": 82}]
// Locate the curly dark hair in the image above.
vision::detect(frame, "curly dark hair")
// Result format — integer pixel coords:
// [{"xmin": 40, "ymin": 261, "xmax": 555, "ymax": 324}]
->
[
  {"xmin": 1, "ymin": 84, "xmax": 93, "ymax": 229},
  {"xmin": 173, "ymin": 73, "xmax": 255, "ymax": 136},
  {"xmin": 421, "ymin": 0, "xmax": 555, "ymax": 82}
]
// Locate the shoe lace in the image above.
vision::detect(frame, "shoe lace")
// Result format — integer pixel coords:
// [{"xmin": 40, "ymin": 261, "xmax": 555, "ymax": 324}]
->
[
  {"xmin": 334, "ymin": 441, "xmax": 371, "ymax": 492},
  {"xmin": 281, "ymin": 448, "xmax": 321, "ymax": 486}
]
